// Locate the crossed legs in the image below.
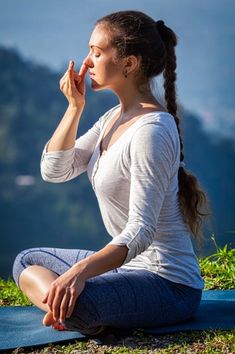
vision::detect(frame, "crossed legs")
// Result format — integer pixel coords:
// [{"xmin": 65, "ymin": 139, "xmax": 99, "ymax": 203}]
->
[{"xmin": 13, "ymin": 247, "xmax": 202, "ymax": 336}]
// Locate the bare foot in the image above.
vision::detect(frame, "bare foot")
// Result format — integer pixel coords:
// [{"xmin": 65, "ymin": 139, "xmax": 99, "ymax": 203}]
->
[{"xmin": 43, "ymin": 311, "xmax": 66, "ymax": 331}]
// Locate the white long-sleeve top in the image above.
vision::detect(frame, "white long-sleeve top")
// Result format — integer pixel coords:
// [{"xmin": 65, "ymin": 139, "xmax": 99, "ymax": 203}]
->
[{"xmin": 40, "ymin": 104, "xmax": 204, "ymax": 289}]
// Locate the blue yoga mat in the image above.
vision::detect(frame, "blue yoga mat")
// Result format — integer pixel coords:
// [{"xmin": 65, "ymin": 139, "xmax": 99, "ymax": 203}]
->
[
  {"xmin": 0, "ymin": 290, "xmax": 234, "ymax": 351},
  {"xmin": 144, "ymin": 289, "xmax": 235, "ymax": 335},
  {"xmin": 0, "ymin": 306, "xmax": 84, "ymax": 351}
]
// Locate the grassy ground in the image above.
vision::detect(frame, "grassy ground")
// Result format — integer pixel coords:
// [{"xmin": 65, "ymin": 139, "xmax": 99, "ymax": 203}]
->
[{"xmin": 1, "ymin": 239, "xmax": 235, "ymax": 353}]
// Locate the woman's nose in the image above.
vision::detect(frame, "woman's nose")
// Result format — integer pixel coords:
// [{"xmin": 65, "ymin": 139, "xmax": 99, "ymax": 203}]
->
[{"xmin": 83, "ymin": 54, "xmax": 94, "ymax": 68}]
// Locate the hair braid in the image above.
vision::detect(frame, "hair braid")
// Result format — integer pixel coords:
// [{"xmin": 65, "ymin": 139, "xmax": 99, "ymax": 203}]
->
[
  {"xmin": 161, "ymin": 30, "xmax": 184, "ymax": 163},
  {"xmin": 157, "ymin": 22, "xmax": 210, "ymax": 243}
]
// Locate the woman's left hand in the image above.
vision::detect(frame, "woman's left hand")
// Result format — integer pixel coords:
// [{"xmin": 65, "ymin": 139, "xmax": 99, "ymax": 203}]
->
[{"xmin": 42, "ymin": 266, "xmax": 86, "ymax": 323}]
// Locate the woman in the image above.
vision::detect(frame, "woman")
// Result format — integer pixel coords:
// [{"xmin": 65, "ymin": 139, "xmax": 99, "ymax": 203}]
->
[{"xmin": 13, "ymin": 10, "xmax": 208, "ymax": 336}]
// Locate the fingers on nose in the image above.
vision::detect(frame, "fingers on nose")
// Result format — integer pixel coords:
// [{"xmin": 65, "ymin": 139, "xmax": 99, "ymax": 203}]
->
[
  {"xmin": 79, "ymin": 63, "xmax": 89, "ymax": 77},
  {"xmin": 83, "ymin": 54, "xmax": 94, "ymax": 68}
]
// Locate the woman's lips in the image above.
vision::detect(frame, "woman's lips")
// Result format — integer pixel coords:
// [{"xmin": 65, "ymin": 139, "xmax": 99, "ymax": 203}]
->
[{"xmin": 89, "ymin": 74, "xmax": 96, "ymax": 81}]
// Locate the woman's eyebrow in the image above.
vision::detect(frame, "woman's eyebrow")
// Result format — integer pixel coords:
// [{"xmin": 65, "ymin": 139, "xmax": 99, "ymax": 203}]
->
[{"xmin": 89, "ymin": 44, "xmax": 104, "ymax": 51}]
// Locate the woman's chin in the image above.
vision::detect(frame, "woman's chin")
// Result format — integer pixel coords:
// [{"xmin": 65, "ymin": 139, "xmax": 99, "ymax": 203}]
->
[{"xmin": 90, "ymin": 80, "xmax": 105, "ymax": 91}]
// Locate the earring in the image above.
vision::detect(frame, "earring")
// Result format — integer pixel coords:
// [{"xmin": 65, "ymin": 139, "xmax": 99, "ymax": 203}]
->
[{"xmin": 123, "ymin": 70, "xmax": 128, "ymax": 78}]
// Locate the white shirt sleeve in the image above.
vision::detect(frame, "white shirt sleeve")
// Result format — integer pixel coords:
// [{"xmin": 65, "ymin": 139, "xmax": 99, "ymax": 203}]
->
[
  {"xmin": 40, "ymin": 119, "xmax": 101, "ymax": 183},
  {"xmin": 108, "ymin": 121, "xmax": 178, "ymax": 265}
]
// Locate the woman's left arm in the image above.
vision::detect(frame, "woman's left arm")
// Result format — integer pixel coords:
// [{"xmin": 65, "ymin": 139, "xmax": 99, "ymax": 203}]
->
[
  {"xmin": 108, "ymin": 121, "xmax": 177, "ymax": 264},
  {"xmin": 42, "ymin": 244, "xmax": 128, "ymax": 323}
]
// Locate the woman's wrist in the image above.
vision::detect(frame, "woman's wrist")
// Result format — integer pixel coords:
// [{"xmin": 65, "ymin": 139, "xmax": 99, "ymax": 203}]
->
[
  {"xmin": 71, "ymin": 258, "xmax": 89, "ymax": 281},
  {"xmin": 68, "ymin": 101, "xmax": 85, "ymax": 112}
]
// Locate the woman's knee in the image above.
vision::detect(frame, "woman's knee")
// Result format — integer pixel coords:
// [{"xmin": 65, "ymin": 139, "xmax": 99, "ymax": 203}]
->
[{"xmin": 12, "ymin": 248, "xmax": 41, "ymax": 286}]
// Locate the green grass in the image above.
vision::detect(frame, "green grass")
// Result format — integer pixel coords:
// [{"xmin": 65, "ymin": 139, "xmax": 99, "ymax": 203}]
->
[
  {"xmin": 1, "ymin": 238, "xmax": 235, "ymax": 353},
  {"xmin": 0, "ymin": 278, "xmax": 31, "ymax": 306},
  {"xmin": 199, "ymin": 241, "xmax": 235, "ymax": 290}
]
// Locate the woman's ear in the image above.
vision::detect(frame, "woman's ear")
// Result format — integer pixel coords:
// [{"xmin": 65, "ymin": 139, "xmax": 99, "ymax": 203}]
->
[{"xmin": 124, "ymin": 55, "xmax": 141, "ymax": 76}]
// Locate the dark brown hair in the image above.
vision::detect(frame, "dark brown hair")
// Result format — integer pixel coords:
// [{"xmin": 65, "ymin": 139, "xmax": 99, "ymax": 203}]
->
[{"xmin": 96, "ymin": 10, "xmax": 210, "ymax": 243}]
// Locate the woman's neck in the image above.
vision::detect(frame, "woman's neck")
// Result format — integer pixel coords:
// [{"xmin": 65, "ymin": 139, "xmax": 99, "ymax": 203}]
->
[{"xmin": 114, "ymin": 81, "xmax": 164, "ymax": 116}]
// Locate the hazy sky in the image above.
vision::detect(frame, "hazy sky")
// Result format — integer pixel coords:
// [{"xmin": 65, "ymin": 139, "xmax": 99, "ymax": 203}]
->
[{"xmin": 1, "ymin": 0, "xmax": 234, "ymax": 138}]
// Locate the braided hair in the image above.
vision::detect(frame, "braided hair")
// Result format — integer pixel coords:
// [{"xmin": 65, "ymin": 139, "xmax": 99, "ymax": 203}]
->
[
  {"xmin": 156, "ymin": 20, "xmax": 209, "ymax": 242},
  {"xmin": 96, "ymin": 11, "xmax": 210, "ymax": 243}
]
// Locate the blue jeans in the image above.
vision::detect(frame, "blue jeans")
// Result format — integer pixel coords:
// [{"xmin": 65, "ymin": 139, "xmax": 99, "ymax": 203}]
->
[{"xmin": 12, "ymin": 247, "xmax": 202, "ymax": 336}]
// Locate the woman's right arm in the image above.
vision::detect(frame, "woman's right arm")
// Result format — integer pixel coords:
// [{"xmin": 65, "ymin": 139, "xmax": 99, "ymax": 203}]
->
[
  {"xmin": 46, "ymin": 60, "xmax": 87, "ymax": 153},
  {"xmin": 40, "ymin": 60, "xmax": 99, "ymax": 183}
]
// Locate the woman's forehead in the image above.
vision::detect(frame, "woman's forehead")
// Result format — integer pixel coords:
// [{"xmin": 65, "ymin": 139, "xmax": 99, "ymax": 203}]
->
[{"xmin": 89, "ymin": 25, "xmax": 111, "ymax": 51}]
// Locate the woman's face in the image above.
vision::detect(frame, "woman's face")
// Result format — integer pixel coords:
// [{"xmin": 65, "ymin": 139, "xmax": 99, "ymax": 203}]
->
[{"xmin": 83, "ymin": 25, "xmax": 125, "ymax": 90}]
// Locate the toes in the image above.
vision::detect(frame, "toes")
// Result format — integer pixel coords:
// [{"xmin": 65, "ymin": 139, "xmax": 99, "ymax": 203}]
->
[
  {"xmin": 43, "ymin": 311, "xmax": 54, "ymax": 326},
  {"xmin": 43, "ymin": 311, "xmax": 66, "ymax": 330},
  {"xmin": 52, "ymin": 322, "xmax": 66, "ymax": 331}
]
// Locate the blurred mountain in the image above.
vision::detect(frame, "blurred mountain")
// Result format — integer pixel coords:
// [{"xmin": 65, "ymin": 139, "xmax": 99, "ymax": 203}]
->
[{"xmin": 0, "ymin": 47, "xmax": 234, "ymax": 278}]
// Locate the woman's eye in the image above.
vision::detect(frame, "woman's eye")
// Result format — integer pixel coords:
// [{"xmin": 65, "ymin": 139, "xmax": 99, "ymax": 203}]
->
[{"xmin": 88, "ymin": 51, "xmax": 100, "ymax": 58}]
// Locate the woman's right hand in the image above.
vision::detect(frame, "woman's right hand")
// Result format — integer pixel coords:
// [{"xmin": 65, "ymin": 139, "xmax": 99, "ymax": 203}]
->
[{"xmin": 59, "ymin": 60, "xmax": 88, "ymax": 108}]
